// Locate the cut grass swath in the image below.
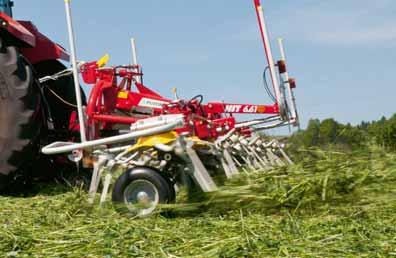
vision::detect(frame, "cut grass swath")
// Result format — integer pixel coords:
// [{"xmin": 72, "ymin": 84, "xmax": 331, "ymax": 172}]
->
[{"xmin": 0, "ymin": 147, "xmax": 395, "ymax": 257}]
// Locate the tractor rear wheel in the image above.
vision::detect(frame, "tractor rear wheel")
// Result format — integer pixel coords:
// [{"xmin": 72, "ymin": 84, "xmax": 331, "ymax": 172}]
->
[{"xmin": 0, "ymin": 38, "xmax": 42, "ymax": 191}]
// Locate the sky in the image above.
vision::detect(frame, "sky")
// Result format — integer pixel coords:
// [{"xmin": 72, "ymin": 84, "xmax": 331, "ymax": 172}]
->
[{"xmin": 14, "ymin": 0, "xmax": 396, "ymax": 133}]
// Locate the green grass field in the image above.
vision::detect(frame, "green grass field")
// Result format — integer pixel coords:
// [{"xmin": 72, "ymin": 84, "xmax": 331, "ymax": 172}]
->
[{"xmin": 1, "ymin": 148, "xmax": 395, "ymax": 257}]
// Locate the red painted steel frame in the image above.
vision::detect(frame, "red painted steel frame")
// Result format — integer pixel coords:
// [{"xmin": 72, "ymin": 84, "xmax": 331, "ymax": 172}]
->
[
  {"xmin": 80, "ymin": 57, "xmax": 283, "ymax": 140},
  {"xmin": 75, "ymin": 0, "xmax": 297, "ymax": 141},
  {"xmin": 82, "ymin": 62, "xmax": 172, "ymax": 139},
  {"xmin": 0, "ymin": 12, "xmax": 69, "ymax": 64},
  {"xmin": 0, "ymin": 12, "xmax": 35, "ymax": 46},
  {"xmin": 61, "ymin": 0, "xmax": 294, "ymax": 141},
  {"xmin": 19, "ymin": 21, "xmax": 69, "ymax": 64}
]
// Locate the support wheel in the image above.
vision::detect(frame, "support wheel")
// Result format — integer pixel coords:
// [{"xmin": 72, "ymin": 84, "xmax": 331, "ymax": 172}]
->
[{"xmin": 112, "ymin": 167, "xmax": 172, "ymax": 217}]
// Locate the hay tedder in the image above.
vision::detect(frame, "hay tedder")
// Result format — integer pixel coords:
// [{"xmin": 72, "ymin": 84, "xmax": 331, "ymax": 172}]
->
[{"xmin": 0, "ymin": 0, "xmax": 300, "ymax": 216}]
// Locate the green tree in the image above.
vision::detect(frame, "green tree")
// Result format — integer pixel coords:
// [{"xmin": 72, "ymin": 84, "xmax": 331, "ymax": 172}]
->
[
  {"xmin": 302, "ymin": 119, "xmax": 320, "ymax": 146},
  {"xmin": 319, "ymin": 118, "xmax": 338, "ymax": 145}
]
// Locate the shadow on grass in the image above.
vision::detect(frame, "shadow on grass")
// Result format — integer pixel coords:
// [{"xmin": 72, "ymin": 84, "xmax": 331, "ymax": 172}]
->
[{"xmin": 0, "ymin": 165, "xmax": 92, "ymax": 198}]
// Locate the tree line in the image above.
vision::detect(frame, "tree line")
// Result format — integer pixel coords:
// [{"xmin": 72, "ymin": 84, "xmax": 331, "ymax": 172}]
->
[{"xmin": 289, "ymin": 114, "xmax": 396, "ymax": 151}]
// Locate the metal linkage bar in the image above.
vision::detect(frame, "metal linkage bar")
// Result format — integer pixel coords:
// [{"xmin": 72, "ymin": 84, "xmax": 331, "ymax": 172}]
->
[
  {"xmin": 64, "ymin": 0, "xmax": 87, "ymax": 142},
  {"xmin": 88, "ymin": 154, "xmax": 111, "ymax": 204},
  {"xmin": 175, "ymin": 137, "xmax": 218, "ymax": 193},
  {"xmin": 130, "ymin": 38, "xmax": 142, "ymax": 84},
  {"xmin": 222, "ymin": 149, "xmax": 239, "ymax": 178},
  {"xmin": 42, "ymin": 116, "xmax": 184, "ymax": 155},
  {"xmin": 278, "ymin": 38, "xmax": 299, "ymax": 126}
]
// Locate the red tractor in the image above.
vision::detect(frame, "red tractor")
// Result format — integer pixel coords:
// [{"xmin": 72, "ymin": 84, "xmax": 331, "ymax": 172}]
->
[{"xmin": 0, "ymin": 0, "xmax": 83, "ymax": 190}]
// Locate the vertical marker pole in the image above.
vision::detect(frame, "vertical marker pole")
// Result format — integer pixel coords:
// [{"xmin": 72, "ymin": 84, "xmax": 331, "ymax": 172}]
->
[
  {"xmin": 64, "ymin": 0, "xmax": 87, "ymax": 142},
  {"xmin": 253, "ymin": 0, "xmax": 282, "ymax": 111},
  {"xmin": 130, "ymin": 38, "xmax": 141, "ymax": 84},
  {"xmin": 278, "ymin": 38, "xmax": 297, "ymax": 120}
]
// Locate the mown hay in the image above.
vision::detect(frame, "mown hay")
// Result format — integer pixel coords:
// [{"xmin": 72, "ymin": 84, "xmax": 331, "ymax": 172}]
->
[{"xmin": 0, "ymin": 147, "xmax": 395, "ymax": 257}]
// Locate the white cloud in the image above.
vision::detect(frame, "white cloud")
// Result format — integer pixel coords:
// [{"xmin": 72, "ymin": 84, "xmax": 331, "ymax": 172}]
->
[
  {"xmin": 312, "ymin": 24, "xmax": 396, "ymax": 45},
  {"xmin": 234, "ymin": 0, "xmax": 396, "ymax": 47},
  {"xmin": 281, "ymin": 1, "xmax": 396, "ymax": 46}
]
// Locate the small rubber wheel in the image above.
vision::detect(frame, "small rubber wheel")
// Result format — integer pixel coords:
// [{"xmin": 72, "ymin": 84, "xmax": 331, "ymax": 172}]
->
[{"xmin": 112, "ymin": 167, "xmax": 171, "ymax": 217}]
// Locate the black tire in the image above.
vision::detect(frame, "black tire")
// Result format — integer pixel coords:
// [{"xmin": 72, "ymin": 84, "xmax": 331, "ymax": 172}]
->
[
  {"xmin": 112, "ymin": 167, "xmax": 172, "ymax": 217},
  {"xmin": 0, "ymin": 38, "xmax": 42, "ymax": 191}
]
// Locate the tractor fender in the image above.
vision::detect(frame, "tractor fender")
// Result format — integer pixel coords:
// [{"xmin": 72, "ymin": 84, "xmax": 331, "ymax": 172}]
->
[
  {"xmin": 18, "ymin": 21, "xmax": 69, "ymax": 64},
  {"xmin": 0, "ymin": 13, "xmax": 69, "ymax": 64},
  {"xmin": 0, "ymin": 12, "xmax": 35, "ymax": 47}
]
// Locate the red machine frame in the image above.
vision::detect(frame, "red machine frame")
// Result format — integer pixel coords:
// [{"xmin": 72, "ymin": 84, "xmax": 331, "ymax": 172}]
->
[
  {"xmin": 0, "ymin": 11, "xmax": 69, "ymax": 64},
  {"xmin": 65, "ymin": 0, "xmax": 298, "ymax": 145},
  {"xmin": 77, "ymin": 51, "xmax": 295, "ymax": 141}
]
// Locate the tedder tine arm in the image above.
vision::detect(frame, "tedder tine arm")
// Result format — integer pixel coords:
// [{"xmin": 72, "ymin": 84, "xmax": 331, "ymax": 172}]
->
[
  {"xmin": 64, "ymin": 0, "xmax": 87, "ymax": 142},
  {"xmin": 253, "ymin": 0, "xmax": 283, "ymax": 114},
  {"xmin": 278, "ymin": 38, "xmax": 300, "ymax": 126}
]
